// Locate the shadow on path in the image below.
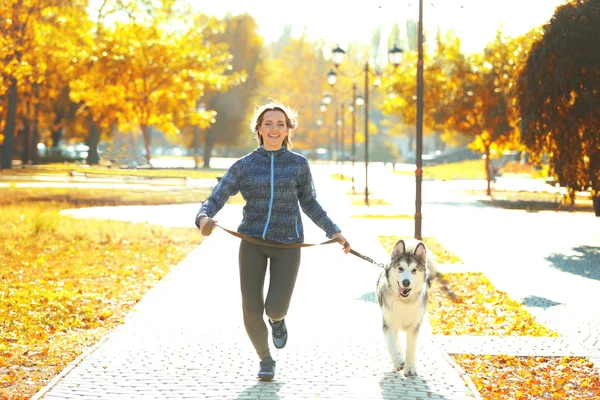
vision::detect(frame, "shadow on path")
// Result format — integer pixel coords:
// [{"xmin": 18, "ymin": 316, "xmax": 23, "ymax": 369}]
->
[
  {"xmin": 235, "ymin": 381, "xmax": 284, "ymax": 399},
  {"xmin": 379, "ymin": 371, "xmax": 451, "ymax": 400},
  {"xmin": 546, "ymin": 245, "xmax": 600, "ymax": 280}
]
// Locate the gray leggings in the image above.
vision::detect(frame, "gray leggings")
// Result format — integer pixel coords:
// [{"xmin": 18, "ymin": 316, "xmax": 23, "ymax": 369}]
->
[{"xmin": 239, "ymin": 239, "xmax": 301, "ymax": 360}]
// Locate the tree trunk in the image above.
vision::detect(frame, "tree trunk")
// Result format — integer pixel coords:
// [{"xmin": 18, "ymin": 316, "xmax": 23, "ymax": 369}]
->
[
  {"xmin": 86, "ymin": 116, "xmax": 100, "ymax": 165},
  {"xmin": 51, "ymin": 128, "xmax": 63, "ymax": 149},
  {"xmin": 485, "ymin": 149, "xmax": 492, "ymax": 196},
  {"xmin": 203, "ymin": 128, "xmax": 214, "ymax": 168},
  {"xmin": 31, "ymin": 124, "xmax": 40, "ymax": 165},
  {"xmin": 194, "ymin": 125, "xmax": 201, "ymax": 169},
  {"xmin": 1, "ymin": 78, "xmax": 18, "ymax": 169},
  {"xmin": 21, "ymin": 122, "xmax": 31, "ymax": 165},
  {"xmin": 593, "ymin": 196, "xmax": 600, "ymax": 217},
  {"xmin": 141, "ymin": 124, "xmax": 152, "ymax": 165},
  {"xmin": 31, "ymin": 87, "xmax": 41, "ymax": 165}
]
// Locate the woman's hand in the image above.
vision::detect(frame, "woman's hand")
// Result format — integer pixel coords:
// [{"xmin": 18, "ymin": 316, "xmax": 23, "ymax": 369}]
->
[
  {"xmin": 332, "ymin": 232, "xmax": 351, "ymax": 254},
  {"xmin": 199, "ymin": 217, "xmax": 217, "ymax": 236}
]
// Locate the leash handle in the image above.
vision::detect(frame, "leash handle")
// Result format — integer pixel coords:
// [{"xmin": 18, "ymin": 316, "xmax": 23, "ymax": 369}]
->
[{"xmin": 201, "ymin": 218, "xmax": 216, "ymax": 236}]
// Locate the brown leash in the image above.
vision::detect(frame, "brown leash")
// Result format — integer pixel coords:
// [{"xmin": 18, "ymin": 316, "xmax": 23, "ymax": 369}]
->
[{"xmin": 203, "ymin": 220, "xmax": 385, "ymax": 268}]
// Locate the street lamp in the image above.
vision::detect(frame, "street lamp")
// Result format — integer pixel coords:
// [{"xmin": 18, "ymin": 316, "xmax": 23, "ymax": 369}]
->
[
  {"xmin": 328, "ymin": 69, "xmax": 338, "ymax": 86},
  {"xmin": 331, "ymin": 45, "xmax": 345, "ymax": 67}
]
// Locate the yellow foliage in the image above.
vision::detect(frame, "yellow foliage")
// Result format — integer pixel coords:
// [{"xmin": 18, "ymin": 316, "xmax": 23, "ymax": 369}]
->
[
  {"xmin": 453, "ymin": 355, "xmax": 600, "ymax": 399},
  {"xmin": 0, "ymin": 199, "xmax": 202, "ymax": 398},
  {"xmin": 429, "ymin": 272, "xmax": 556, "ymax": 337}
]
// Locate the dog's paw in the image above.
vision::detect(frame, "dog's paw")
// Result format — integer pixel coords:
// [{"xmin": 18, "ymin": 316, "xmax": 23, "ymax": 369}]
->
[
  {"xmin": 391, "ymin": 352, "xmax": 405, "ymax": 372},
  {"xmin": 393, "ymin": 361, "xmax": 405, "ymax": 372},
  {"xmin": 402, "ymin": 364, "xmax": 417, "ymax": 377}
]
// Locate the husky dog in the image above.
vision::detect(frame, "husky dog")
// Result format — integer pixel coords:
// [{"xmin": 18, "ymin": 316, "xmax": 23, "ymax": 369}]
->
[{"xmin": 376, "ymin": 239, "xmax": 436, "ymax": 376}]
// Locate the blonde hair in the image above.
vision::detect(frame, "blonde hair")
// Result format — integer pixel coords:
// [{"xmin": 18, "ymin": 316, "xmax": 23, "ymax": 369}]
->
[{"xmin": 250, "ymin": 101, "xmax": 298, "ymax": 150}]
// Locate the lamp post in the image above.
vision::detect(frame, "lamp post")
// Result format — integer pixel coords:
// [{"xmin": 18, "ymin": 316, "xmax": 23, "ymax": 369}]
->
[
  {"xmin": 349, "ymin": 84, "xmax": 357, "ymax": 191},
  {"xmin": 364, "ymin": 61, "xmax": 370, "ymax": 205},
  {"xmin": 354, "ymin": 92, "xmax": 365, "ymax": 192},
  {"xmin": 415, "ymin": 0, "xmax": 425, "ymax": 240},
  {"xmin": 338, "ymin": 103, "xmax": 345, "ymax": 165}
]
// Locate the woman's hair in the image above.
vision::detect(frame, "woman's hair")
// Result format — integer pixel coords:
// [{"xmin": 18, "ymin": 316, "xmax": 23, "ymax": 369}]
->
[{"xmin": 250, "ymin": 101, "xmax": 298, "ymax": 149}]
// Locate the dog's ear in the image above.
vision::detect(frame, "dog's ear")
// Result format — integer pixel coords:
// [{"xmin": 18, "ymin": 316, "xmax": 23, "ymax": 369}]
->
[
  {"xmin": 414, "ymin": 242, "xmax": 427, "ymax": 264},
  {"xmin": 392, "ymin": 239, "xmax": 406, "ymax": 257}
]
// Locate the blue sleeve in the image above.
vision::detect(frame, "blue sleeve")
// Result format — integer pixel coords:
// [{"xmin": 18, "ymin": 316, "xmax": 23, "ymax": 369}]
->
[
  {"xmin": 194, "ymin": 162, "xmax": 241, "ymax": 228},
  {"xmin": 297, "ymin": 159, "xmax": 341, "ymax": 238}
]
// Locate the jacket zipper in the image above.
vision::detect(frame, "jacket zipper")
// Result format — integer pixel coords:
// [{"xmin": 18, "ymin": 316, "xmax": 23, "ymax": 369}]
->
[{"xmin": 262, "ymin": 152, "xmax": 275, "ymax": 239}]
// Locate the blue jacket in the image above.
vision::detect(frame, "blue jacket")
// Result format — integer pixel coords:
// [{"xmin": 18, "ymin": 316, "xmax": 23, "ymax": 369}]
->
[{"xmin": 195, "ymin": 146, "xmax": 340, "ymax": 244}]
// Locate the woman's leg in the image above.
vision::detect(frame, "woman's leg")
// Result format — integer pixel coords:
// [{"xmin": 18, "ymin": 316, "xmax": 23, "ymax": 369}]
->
[
  {"xmin": 264, "ymin": 247, "xmax": 301, "ymax": 322},
  {"xmin": 239, "ymin": 240, "xmax": 270, "ymax": 359}
]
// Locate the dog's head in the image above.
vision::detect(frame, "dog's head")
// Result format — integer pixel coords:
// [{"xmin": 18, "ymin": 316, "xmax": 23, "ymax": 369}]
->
[{"xmin": 385, "ymin": 239, "xmax": 435, "ymax": 299}]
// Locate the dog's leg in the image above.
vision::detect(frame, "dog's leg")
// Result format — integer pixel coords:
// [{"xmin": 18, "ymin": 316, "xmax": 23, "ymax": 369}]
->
[
  {"xmin": 403, "ymin": 324, "xmax": 420, "ymax": 376},
  {"xmin": 383, "ymin": 322, "xmax": 404, "ymax": 371}
]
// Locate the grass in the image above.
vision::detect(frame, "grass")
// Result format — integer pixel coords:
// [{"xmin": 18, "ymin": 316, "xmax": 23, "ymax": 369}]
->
[
  {"xmin": 346, "ymin": 191, "xmax": 390, "ymax": 206},
  {"xmin": 393, "ymin": 159, "xmax": 487, "ymax": 180},
  {"xmin": 424, "ymin": 159, "xmax": 487, "ymax": 180},
  {"xmin": 393, "ymin": 159, "xmax": 550, "ymax": 181},
  {"xmin": 0, "ymin": 187, "xmax": 213, "ymax": 207},
  {"xmin": 331, "ymin": 173, "xmax": 353, "ymax": 181},
  {"xmin": 0, "ymin": 164, "xmax": 228, "ymax": 180},
  {"xmin": 0, "ymin": 200, "xmax": 203, "ymax": 399}
]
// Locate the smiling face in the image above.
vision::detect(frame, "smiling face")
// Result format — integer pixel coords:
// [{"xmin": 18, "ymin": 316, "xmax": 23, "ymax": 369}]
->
[{"xmin": 258, "ymin": 110, "xmax": 289, "ymax": 151}]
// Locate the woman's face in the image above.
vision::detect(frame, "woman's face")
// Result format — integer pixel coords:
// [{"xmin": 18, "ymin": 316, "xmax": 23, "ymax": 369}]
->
[{"xmin": 258, "ymin": 110, "xmax": 288, "ymax": 151}]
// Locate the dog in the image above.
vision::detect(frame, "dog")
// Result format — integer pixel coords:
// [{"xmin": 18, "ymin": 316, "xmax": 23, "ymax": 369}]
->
[{"xmin": 376, "ymin": 239, "xmax": 437, "ymax": 376}]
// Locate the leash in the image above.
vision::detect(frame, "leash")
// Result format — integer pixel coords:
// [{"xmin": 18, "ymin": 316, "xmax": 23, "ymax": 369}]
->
[{"xmin": 204, "ymin": 220, "xmax": 386, "ymax": 269}]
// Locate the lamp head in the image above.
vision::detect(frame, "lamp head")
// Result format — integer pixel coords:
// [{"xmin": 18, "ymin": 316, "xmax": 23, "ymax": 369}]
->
[{"xmin": 331, "ymin": 45, "xmax": 346, "ymax": 67}]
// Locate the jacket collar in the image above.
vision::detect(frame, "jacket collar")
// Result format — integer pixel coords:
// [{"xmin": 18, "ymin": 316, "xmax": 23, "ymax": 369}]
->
[{"xmin": 256, "ymin": 145, "xmax": 288, "ymax": 157}]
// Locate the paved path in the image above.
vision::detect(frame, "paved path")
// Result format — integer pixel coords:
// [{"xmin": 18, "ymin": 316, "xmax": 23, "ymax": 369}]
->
[{"xmin": 36, "ymin": 171, "xmax": 480, "ymax": 399}]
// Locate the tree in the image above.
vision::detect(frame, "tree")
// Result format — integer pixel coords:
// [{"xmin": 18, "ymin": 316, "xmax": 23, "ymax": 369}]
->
[
  {"xmin": 381, "ymin": 31, "xmax": 467, "ymax": 155},
  {"xmin": 517, "ymin": 0, "xmax": 600, "ymax": 198},
  {"xmin": 0, "ymin": 0, "xmax": 88, "ymax": 168},
  {"xmin": 70, "ymin": 4, "xmax": 241, "ymax": 165},
  {"xmin": 1, "ymin": 0, "xmax": 39, "ymax": 169},
  {"xmin": 199, "ymin": 13, "xmax": 265, "ymax": 168},
  {"xmin": 260, "ymin": 36, "xmax": 332, "ymax": 152}
]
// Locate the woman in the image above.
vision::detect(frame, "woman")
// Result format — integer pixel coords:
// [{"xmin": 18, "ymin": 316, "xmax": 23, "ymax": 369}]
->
[{"xmin": 195, "ymin": 101, "xmax": 350, "ymax": 381}]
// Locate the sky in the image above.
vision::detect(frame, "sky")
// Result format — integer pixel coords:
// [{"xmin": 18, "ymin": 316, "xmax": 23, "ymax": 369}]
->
[{"xmin": 195, "ymin": 0, "xmax": 568, "ymax": 54}]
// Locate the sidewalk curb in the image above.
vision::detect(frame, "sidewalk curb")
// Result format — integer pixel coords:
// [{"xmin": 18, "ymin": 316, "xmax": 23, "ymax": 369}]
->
[
  {"xmin": 31, "ymin": 331, "xmax": 113, "ymax": 400},
  {"xmin": 436, "ymin": 345, "xmax": 483, "ymax": 400}
]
